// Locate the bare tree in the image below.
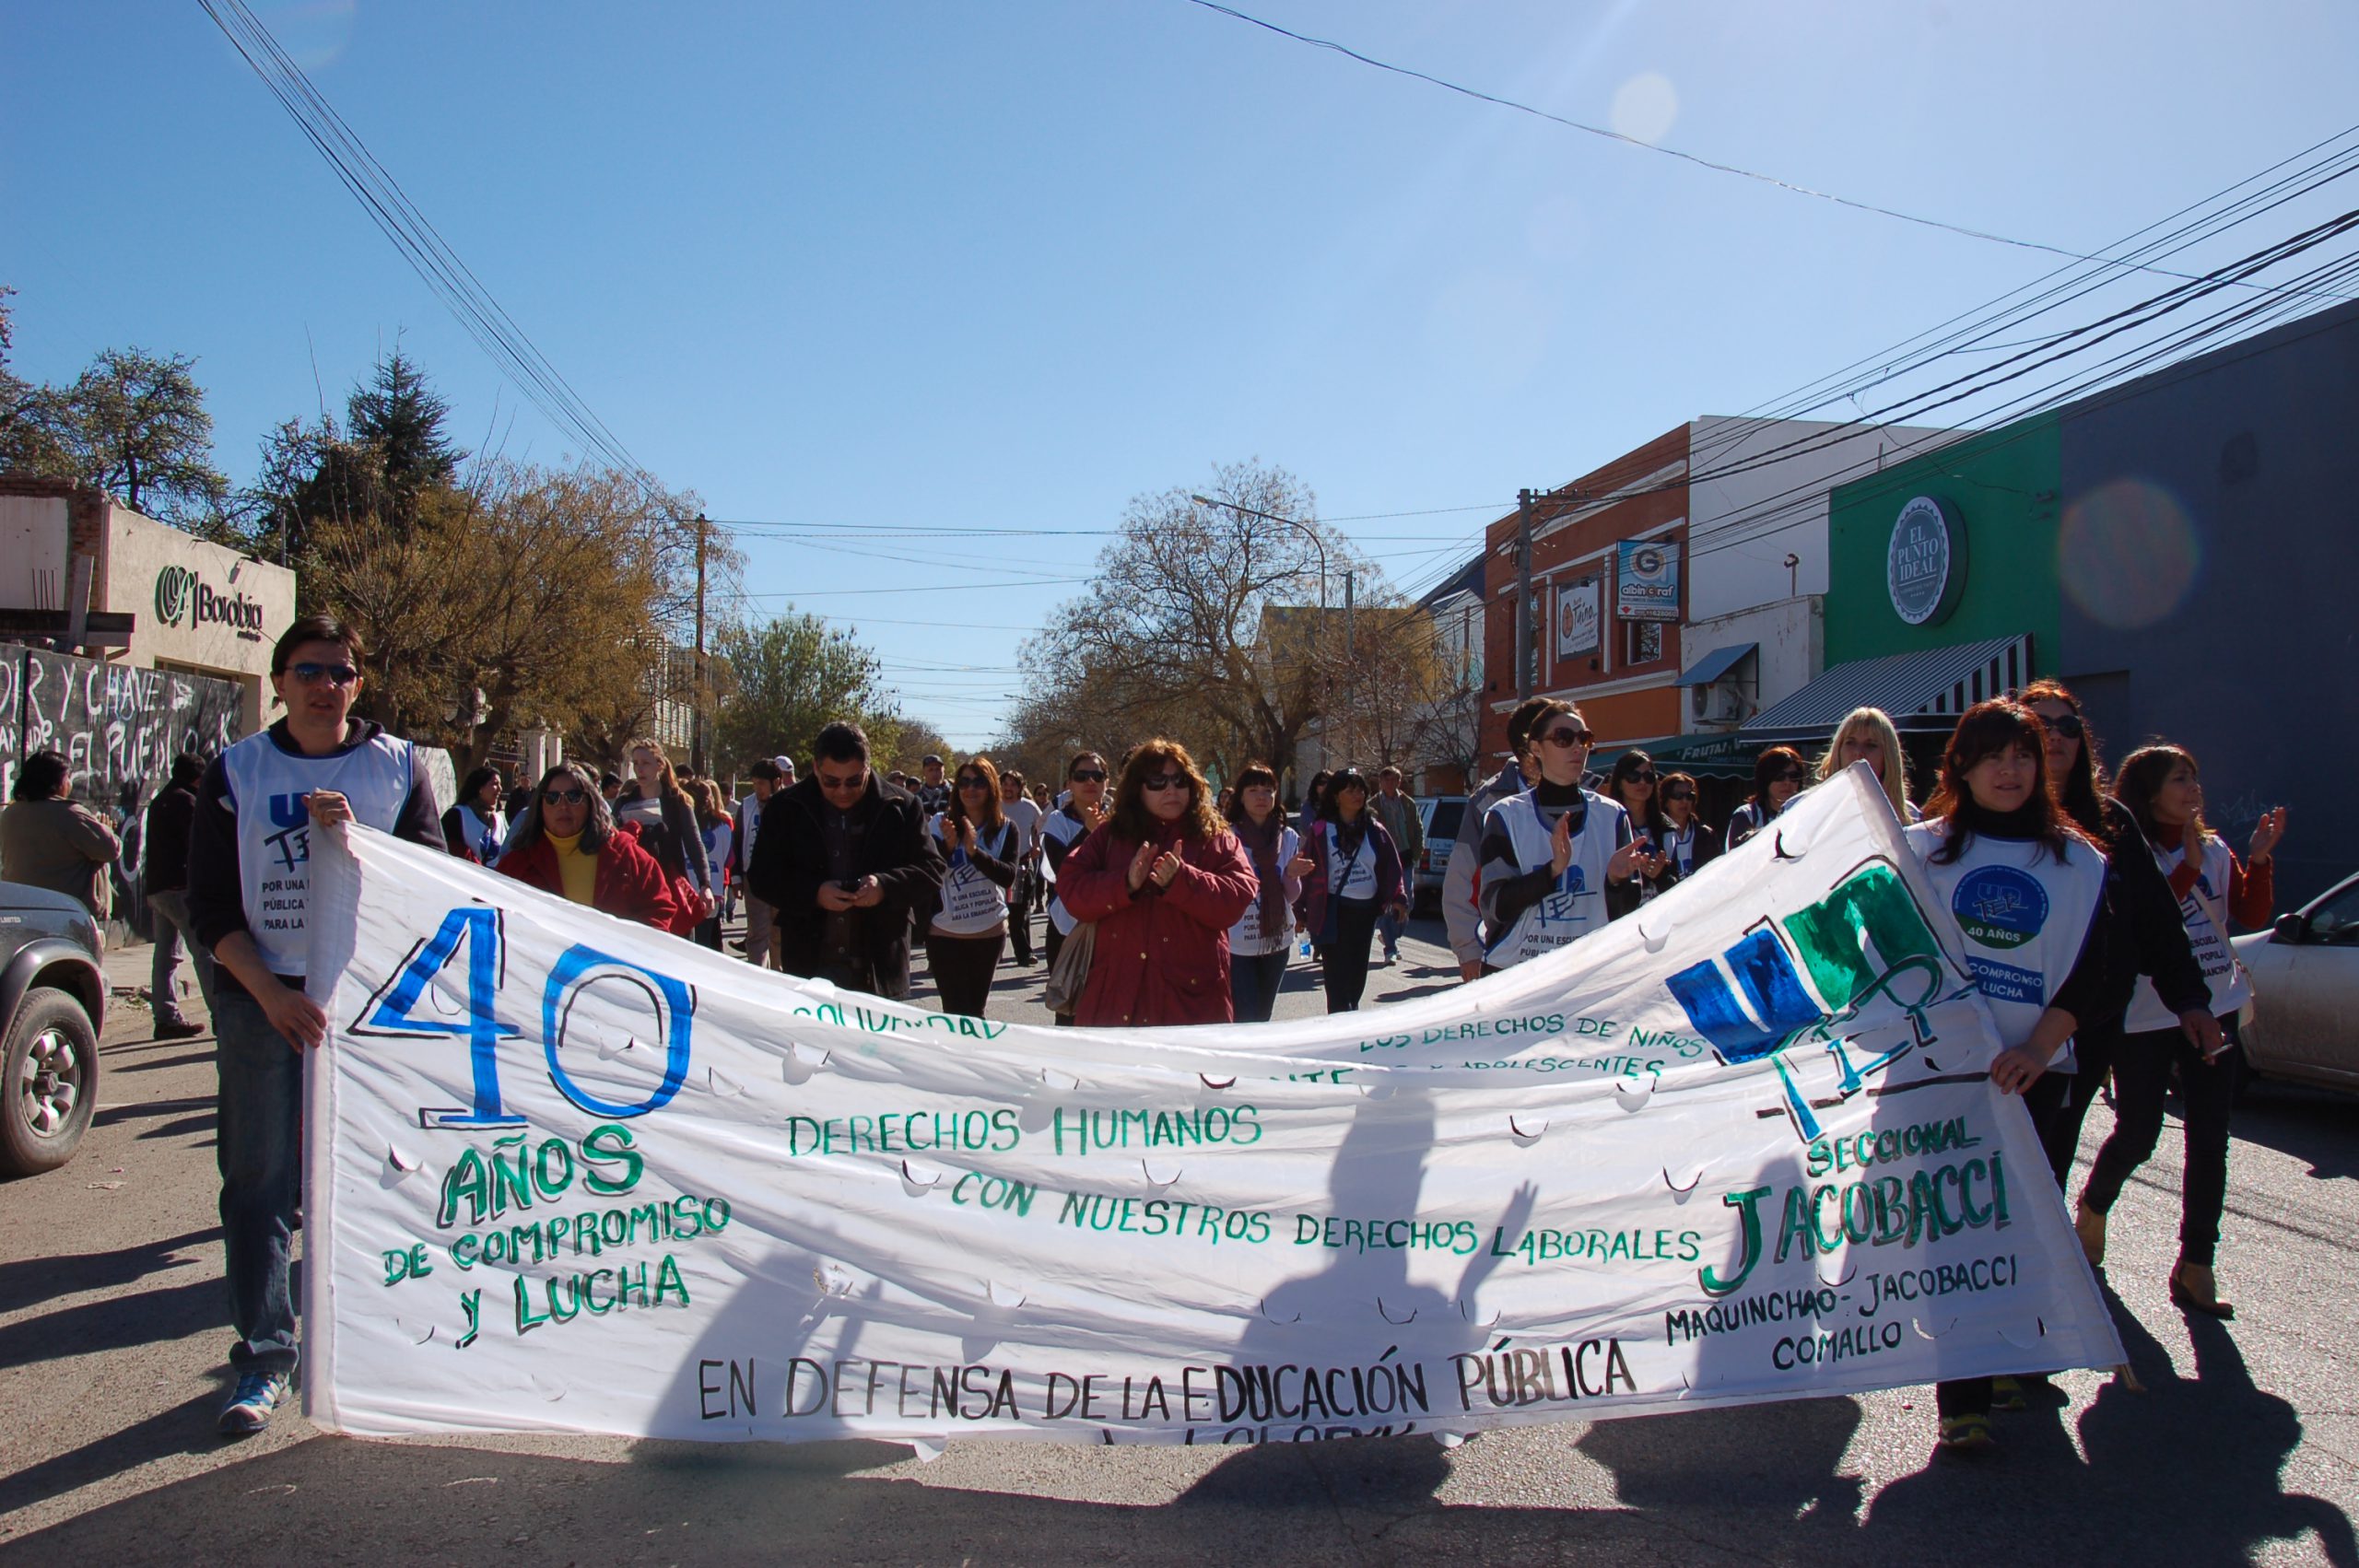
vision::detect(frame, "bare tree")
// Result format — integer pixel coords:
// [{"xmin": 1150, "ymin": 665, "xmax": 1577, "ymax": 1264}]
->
[{"xmin": 1020, "ymin": 460, "xmax": 1369, "ymax": 782}]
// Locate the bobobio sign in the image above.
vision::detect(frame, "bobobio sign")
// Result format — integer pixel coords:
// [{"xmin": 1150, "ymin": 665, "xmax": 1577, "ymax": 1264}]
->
[{"xmin": 154, "ymin": 564, "xmax": 268, "ymax": 643}]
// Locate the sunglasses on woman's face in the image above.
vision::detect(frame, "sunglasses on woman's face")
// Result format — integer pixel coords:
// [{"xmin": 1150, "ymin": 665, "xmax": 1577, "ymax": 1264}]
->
[
  {"xmin": 1774, "ymin": 770, "xmax": 1804, "ymax": 784},
  {"xmin": 1663, "ymin": 788, "xmax": 1694, "ymax": 802},
  {"xmin": 1626, "ymin": 770, "xmax": 1656, "ymax": 783},
  {"xmin": 1072, "ymin": 769, "xmax": 1108, "ymax": 783},
  {"xmin": 1142, "ymin": 774, "xmax": 1189, "ymax": 792},
  {"xmin": 957, "ymin": 777, "xmax": 990, "ymax": 790},
  {"xmin": 2045, "ymin": 714, "xmax": 2085, "ymax": 739},
  {"xmin": 542, "ymin": 788, "xmax": 589, "ymax": 805},
  {"xmin": 1542, "ymin": 727, "xmax": 1593, "ymax": 748}
]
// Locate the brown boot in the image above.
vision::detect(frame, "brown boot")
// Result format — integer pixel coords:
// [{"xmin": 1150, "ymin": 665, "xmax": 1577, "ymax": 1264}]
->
[
  {"xmin": 2169, "ymin": 1260, "xmax": 2235, "ymax": 1320},
  {"xmin": 2074, "ymin": 1200, "xmax": 2107, "ymax": 1267}
]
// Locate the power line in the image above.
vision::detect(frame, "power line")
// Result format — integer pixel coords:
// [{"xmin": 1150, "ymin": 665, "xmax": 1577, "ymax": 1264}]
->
[
  {"xmin": 199, "ymin": 0, "xmax": 668, "ymax": 503},
  {"xmin": 1188, "ymin": 0, "xmax": 2359, "ymax": 295}
]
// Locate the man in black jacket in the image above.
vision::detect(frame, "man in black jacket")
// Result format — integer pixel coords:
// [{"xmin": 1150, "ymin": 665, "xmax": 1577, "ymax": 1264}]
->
[
  {"xmin": 143, "ymin": 753, "xmax": 211, "ymax": 1040},
  {"xmin": 747, "ymin": 720, "xmax": 943, "ymax": 999}
]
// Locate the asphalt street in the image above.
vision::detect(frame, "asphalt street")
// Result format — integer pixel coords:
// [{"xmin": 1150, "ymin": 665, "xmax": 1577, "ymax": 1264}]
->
[{"xmin": 2, "ymin": 912, "xmax": 2353, "ymax": 1564}]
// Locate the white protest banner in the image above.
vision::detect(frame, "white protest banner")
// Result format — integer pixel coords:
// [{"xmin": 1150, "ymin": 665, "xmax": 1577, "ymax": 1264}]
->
[{"xmin": 302, "ymin": 766, "xmax": 2120, "ymax": 1446}]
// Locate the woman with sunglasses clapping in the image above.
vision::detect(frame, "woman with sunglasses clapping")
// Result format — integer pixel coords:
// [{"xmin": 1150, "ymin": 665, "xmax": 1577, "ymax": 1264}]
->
[
  {"xmin": 1476, "ymin": 701, "xmax": 1647, "ymax": 973},
  {"xmin": 925, "ymin": 757, "xmax": 1022, "ymax": 1018},
  {"xmin": 1602, "ymin": 750, "xmax": 1676, "ymax": 903},
  {"xmin": 1053, "ymin": 740, "xmax": 1258, "ymax": 1026},
  {"xmin": 1726, "ymin": 746, "xmax": 1807, "ymax": 850},
  {"xmin": 499, "ymin": 761, "xmax": 683, "ymax": 930}
]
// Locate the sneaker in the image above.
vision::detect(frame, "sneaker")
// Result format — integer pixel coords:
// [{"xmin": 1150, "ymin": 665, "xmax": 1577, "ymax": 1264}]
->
[
  {"xmin": 218, "ymin": 1371, "xmax": 292, "ymax": 1436},
  {"xmin": 1937, "ymin": 1413, "xmax": 1994, "ymax": 1450},
  {"xmin": 155, "ymin": 1018, "xmax": 206, "ymax": 1041},
  {"xmin": 1991, "ymin": 1375, "xmax": 2027, "ymax": 1411}
]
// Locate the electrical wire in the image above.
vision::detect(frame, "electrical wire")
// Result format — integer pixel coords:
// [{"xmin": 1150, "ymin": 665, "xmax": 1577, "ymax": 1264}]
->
[{"xmin": 1187, "ymin": 0, "xmax": 2359, "ymax": 297}]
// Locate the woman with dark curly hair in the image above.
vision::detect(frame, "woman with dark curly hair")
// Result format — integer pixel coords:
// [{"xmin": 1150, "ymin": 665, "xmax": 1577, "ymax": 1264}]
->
[
  {"xmin": 1053, "ymin": 739, "xmax": 1258, "ymax": 1026},
  {"xmin": 499, "ymin": 761, "xmax": 682, "ymax": 930},
  {"xmin": 1902, "ymin": 698, "xmax": 2110, "ymax": 1452}
]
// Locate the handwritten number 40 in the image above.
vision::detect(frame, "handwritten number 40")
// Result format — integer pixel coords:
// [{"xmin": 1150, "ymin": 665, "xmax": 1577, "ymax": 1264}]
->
[{"xmin": 354, "ymin": 907, "xmax": 694, "ymax": 1127}]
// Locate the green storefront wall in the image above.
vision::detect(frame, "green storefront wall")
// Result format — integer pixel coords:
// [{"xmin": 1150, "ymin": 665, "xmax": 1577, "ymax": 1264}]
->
[{"xmin": 1825, "ymin": 414, "xmax": 2061, "ymax": 669}]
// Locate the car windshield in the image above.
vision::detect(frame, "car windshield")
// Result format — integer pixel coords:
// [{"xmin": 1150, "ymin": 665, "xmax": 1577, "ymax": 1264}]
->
[{"xmin": 2305, "ymin": 878, "xmax": 2359, "ymax": 944}]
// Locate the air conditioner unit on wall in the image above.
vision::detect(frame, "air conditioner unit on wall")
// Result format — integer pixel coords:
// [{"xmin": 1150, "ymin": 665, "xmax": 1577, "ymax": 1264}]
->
[{"xmin": 1691, "ymin": 683, "xmax": 1746, "ymax": 724}]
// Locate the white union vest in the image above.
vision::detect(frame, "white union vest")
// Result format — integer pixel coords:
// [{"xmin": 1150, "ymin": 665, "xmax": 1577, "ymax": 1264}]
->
[
  {"xmin": 933, "ymin": 816, "xmax": 1016, "ymax": 937},
  {"xmin": 1229, "ymin": 825, "xmax": 1300, "ymax": 955},
  {"xmin": 1041, "ymin": 808, "xmax": 1091, "ymax": 935},
  {"xmin": 1484, "ymin": 789, "xmax": 1626, "ymax": 969},
  {"xmin": 221, "ymin": 727, "xmax": 417, "ymax": 977},
  {"xmin": 1904, "ymin": 820, "xmax": 2105, "ymax": 1071},
  {"xmin": 2125, "ymin": 834, "xmax": 2253, "ymax": 1034}
]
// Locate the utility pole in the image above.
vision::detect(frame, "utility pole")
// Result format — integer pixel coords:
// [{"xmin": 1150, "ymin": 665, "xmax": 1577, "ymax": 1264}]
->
[
  {"xmin": 1515, "ymin": 487, "xmax": 1534, "ymax": 701},
  {"xmin": 1343, "ymin": 568, "xmax": 1356, "ymax": 766},
  {"xmin": 691, "ymin": 512, "xmax": 709, "ymax": 776}
]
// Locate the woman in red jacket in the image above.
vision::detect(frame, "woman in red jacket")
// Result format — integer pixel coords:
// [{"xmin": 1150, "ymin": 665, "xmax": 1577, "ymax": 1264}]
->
[
  {"xmin": 1055, "ymin": 739, "xmax": 1258, "ymax": 1026},
  {"xmin": 498, "ymin": 762, "xmax": 683, "ymax": 930}
]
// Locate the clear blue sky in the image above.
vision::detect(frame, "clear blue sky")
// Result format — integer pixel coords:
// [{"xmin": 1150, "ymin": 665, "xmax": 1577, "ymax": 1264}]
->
[{"xmin": 6, "ymin": 2, "xmax": 2352, "ymax": 747}]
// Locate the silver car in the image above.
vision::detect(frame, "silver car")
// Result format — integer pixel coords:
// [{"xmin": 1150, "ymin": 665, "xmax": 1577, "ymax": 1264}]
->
[
  {"xmin": 1411, "ymin": 795, "xmax": 1467, "ymax": 915},
  {"xmin": 2232, "ymin": 870, "xmax": 2359, "ymax": 1094}
]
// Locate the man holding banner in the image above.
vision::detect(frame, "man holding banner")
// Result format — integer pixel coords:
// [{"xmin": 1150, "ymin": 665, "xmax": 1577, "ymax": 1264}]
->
[{"xmin": 185, "ymin": 614, "xmax": 448, "ymax": 1436}]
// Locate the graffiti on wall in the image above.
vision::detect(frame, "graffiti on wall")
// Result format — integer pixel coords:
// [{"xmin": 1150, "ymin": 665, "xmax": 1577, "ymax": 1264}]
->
[{"xmin": 0, "ymin": 643, "xmax": 243, "ymax": 813}]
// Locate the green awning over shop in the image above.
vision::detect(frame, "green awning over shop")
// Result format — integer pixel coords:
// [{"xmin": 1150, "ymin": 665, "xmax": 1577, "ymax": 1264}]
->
[{"xmin": 1589, "ymin": 731, "xmax": 1762, "ymax": 780}]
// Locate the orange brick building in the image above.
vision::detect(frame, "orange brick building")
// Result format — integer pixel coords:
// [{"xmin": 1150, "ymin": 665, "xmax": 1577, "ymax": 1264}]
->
[{"xmin": 1478, "ymin": 423, "xmax": 1692, "ymax": 763}]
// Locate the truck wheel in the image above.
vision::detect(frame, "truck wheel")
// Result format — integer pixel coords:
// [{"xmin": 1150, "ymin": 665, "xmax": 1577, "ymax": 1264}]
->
[{"xmin": 1, "ymin": 988, "xmax": 100, "ymax": 1177}]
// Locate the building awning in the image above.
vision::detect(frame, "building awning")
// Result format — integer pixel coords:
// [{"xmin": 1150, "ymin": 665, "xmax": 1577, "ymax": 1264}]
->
[
  {"xmin": 1589, "ymin": 730, "xmax": 1764, "ymax": 781},
  {"xmin": 1674, "ymin": 642, "xmax": 1756, "ymax": 687},
  {"xmin": 1741, "ymin": 635, "xmax": 2031, "ymax": 735}
]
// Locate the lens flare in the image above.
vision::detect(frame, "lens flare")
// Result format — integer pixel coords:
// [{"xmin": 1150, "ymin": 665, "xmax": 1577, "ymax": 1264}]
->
[
  {"xmin": 2057, "ymin": 477, "xmax": 2201, "ymax": 629},
  {"xmin": 1609, "ymin": 72, "xmax": 1679, "ymax": 145}
]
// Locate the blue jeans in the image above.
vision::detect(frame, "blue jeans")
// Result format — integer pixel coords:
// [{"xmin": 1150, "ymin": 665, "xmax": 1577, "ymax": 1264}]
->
[
  {"xmin": 1229, "ymin": 947, "xmax": 1291, "ymax": 1024},
  {"xmin": 1378, "ymin": 904, "xmax": 1404, "ymax": 957},
  {"xmin": 215, "ymin": 988, "xmax": 303, "ymax": 1377}
]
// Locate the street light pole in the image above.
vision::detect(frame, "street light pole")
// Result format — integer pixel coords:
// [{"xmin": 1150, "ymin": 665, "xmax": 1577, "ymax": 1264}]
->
[{"xmin": 1191, "ymin": 492, "xmax": 1332, "ymax": 778}]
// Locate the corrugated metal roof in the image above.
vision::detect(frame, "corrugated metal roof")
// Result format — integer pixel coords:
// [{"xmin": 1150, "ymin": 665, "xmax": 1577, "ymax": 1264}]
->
[
  {"xmin": 1674, "ymin": 642, "xmax": 1757, "ymax": 688},
  {"xmin": 1742, "ymin": 635, "xmax": 2031, "ymax": 732}
]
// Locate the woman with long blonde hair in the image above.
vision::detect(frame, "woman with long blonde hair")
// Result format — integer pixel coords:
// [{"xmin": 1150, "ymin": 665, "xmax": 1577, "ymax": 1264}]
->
[{"xmin": 1815, "ymin": 706, "xmax": 1918, "ymax": 822}]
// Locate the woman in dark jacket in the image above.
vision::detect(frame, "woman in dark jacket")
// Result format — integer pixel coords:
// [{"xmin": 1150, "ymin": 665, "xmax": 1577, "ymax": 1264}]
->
[
  {"xmin": 1724, "ymin": 746, "xmax": 1805, "ymax": 849},
  {"xmin": 2078, "ymin": 743, "xmax": 2281, "ymax": 1321},
  {"xmin": 1602, "ymin": 750, "xmax": 1676, "ymax": 903},
  {"xmin": 442, "ymin": 766, "xmax": 508, "ymax": 863},
  {"xmin": 499, "ymin": 762, "xmax": 681, "ymax": 930},
  {"xmin": 1658, "ymin": 770, "xmax": 1719, "ymax": 881},
  {"xmin": 1303, "ymin": 767, "xmax": 1406, "ymax": 1012},
  {"xmin": 2008, "ymin": 684, "xmax": 2216, "ymax": 1259},
  {"xmin": 1056, "ymin": 739, "xmax": 1257, "ymax": 1027}
]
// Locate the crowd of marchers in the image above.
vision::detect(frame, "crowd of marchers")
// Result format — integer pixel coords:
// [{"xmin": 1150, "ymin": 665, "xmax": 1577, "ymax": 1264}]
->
[{"xmin": 0, "ymin": 607, "xmax": 2283, "ymax": 1454}]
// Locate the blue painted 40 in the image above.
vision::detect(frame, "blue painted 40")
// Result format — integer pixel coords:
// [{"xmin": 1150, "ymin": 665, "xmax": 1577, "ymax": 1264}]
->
[{"xmin": 349, "ymin": 907, "xmax": 696, "ymax": 1127}]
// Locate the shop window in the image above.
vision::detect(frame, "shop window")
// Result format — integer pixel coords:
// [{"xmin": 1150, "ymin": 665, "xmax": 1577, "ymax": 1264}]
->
[{"xmin": 1625, "ymin": 619, "xmax": 1663, "ymax": 665}]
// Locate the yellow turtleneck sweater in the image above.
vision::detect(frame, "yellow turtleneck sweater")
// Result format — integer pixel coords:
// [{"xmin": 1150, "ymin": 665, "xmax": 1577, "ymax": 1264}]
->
[{"xmin": 546, "ymin": 830, "xmax": 597, "ymax": 907}]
